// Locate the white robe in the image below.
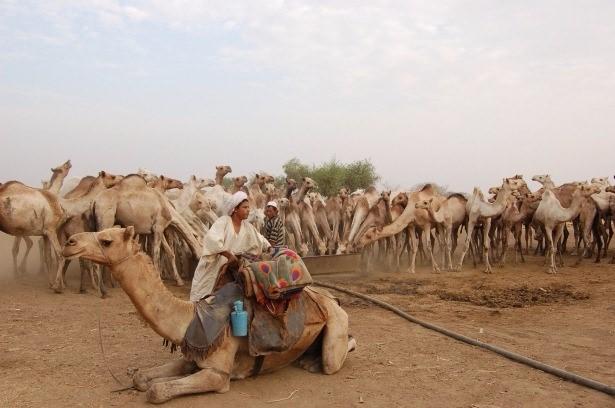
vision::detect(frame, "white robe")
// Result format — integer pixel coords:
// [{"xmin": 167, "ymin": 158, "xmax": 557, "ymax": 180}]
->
[{"xmin": 190, "ymin": 215, "xmax": 270, "ymax": 301}]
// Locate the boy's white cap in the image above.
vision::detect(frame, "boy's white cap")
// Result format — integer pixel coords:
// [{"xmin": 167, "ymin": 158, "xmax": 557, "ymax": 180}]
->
[{"xmin": 266, "ymin": 201, "xmax": 278, "ymax": 209}]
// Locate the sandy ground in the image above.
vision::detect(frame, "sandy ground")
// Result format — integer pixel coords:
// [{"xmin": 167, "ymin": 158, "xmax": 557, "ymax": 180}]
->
[{"xmin": 1, "ymin": 233, "xmax": 614, "ymax": 407}]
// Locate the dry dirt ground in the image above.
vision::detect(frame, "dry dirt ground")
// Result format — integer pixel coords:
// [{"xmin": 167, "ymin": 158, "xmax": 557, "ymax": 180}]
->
[{"xmin": 1, "ymin": 234, "xmax": 614, "ymax": 408}]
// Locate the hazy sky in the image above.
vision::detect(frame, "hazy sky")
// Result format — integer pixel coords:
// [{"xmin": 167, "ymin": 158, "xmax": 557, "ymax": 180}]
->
[{"xmin": 1, "ymin": 1, "xmax": 614, "ymax": 193}]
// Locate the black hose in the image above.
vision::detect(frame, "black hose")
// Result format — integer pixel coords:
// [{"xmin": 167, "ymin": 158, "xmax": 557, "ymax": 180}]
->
[{"xmin": 313, "ymin": 280, "xmax": 615, "ymax": 397}]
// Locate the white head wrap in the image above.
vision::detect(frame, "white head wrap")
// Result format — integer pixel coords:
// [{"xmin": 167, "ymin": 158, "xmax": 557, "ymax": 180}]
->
[
  {"xmin": 266, "ymin": 200, "xmax": 278, "ymax": 209},
  {"xmin": 226, "ymin": 191, "xmax": 249, "ymax": 216}
]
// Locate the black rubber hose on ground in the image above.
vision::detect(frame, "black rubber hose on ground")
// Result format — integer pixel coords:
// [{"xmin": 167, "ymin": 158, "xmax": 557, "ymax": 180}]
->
[{"xmin": 313, "ymin": 281, "xmax": 615, "ymax": 397}]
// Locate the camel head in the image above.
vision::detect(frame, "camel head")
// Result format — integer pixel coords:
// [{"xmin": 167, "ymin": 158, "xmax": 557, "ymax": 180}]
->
[
  {"xmin": 301, "ymin": 177, "xmax": 316, "ymax": 190},
  {"xmin": 531, "ymin": 174, "xmax": 552, "ymax": 185},
  {"xmin": 151, "ymin": 175, "xmax": 183, "ymax": 191},
  {"xmin": 215, "ymin": 165, "xmax": 232, "ymax": 177},
  {"xmin": 488, "ymin": 186, "xmax": 501, "ymax": 196},
  {"xmin": 606, "ymin": 186, "xmax": 615, "ymax": 194},
  {"xmin": 62, "ymin": 226, "xmax": 140, "ymax": 267},
  {"xmin": 380, "ymin": 190, "xmax": 391, "ymax": 203},
  {"xmin": 415, "ymin": 197, "xmax": 434, "ymax": 210},
  {"xmin": 339, "ymin": 188, "xmax": 349, "ymax": 200},
  {"xmin": 276, "ymin": 197, "xmax": 289, "ymax": 210},
  {"xmin": 590, "ymin": 177, "xmax": 609, "ymax": 187},
  {"xmin": 307, "ymin": 191, "xmax": 318, "ymax": 205},
  {"xmin": 263, "ymin": 182, "xmax": 276, "ymax": 196},
  {"xmin": 137, "ymin": 168, "xmax": 158, "ymax": 183},
  {"xmin": 99, "ymin": 171, "xmax": 123, "ymax": 188},
  {"xmin": 576, "ymin": 183, "xmax": 601, "ymax": 198},
  {"xmin": 356, "ymin": 225, "xmax": 383, "ymax": 250},
  {"xmin": 253, "ymin": 173, "xmax": 273, "ymax": 186},
  {"xmin": 502, "ymin": 177, "xmax": 524, "ymax": 192},
  {"xmin": 52, "ymin": 159, "xmax": 72, "ymax": 175},
  {"xmin": 190, "ymin": 175, "xmax": 215, "ymax": 189},
  {"xmin": 233, "ymin": 176, "xmax": 248, "ymax": 188},
  {"xmin": 391, "ymin": 192, "xmax": 409, "ymax": 208},
  {"xmin": 190, "ymin": 193, "xmax": 218, "ymax": 225}
]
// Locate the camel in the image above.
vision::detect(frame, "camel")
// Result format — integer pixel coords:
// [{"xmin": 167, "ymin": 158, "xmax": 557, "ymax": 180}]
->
[
  {"xmin": 248, "ymin": 173, "xmax": 274, "ymax": 209},
  {"xmin": 230, "ymin": 176, "xmax": 248, "ymax": 194},
  {"xmin": 533, "ymin": 183, "xmax": 601, "ymax": 273},
  {"xmin": 292, "ymin": 178, "xmax": 326, "ymax": 255},
  {"xmin": 1, "ymin": 171, "xmax": 121, "ymax": 290},
  {"xmin": 10, "ymin": 160, "xmax": 72, "ymax": 276},
  {"xmin": 325, "ymin": 188, "xmax": 351, "ymax": 254},
  {"xmin": 345, "ymin": 187, "xmax": 381, "ymax": 250},
  {"xmin": 415, "ymin": 193, "xmax": 467, "ymax": 271},
  {"xmin": 356, "ymin": 185, "xmax": 442, "ymax": 273},
  {"xmin": 280, "ymin": 179, "xmax": 309, "ymax": 256},
  {"xmin": 308, "ymin": 192, "xmax": 335, "ymax": 253},
  {"xmin": 148, "ymin": 176, "xmax": 184, "ymax": 193},
  {"xmin": 93, "ymin": 175, "xmax": 202, "ymax": 287},
  {"xmin": 215, "ymin": 165, "xmax": 232, "ymax": 186},
  {"xmin": 455, "ymin": 178, "xmax": 525, "ymax": 273},
  {"xmin": 62, "ymin": 226, "xmax": 355, "ymax": 404},
  {"xmin": 496, "ymin": 193, "xmax": 541, "ymax": 265},
  {"xmin": 173, "ymin": 175, "xmax": 213, "ymax": 213}
]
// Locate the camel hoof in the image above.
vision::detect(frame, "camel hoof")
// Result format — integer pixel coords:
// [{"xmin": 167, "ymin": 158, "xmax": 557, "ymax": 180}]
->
[
  {"xmin": 146, "ymin": 383, "xmax": 170, "ymax": 404},
  {"xmin": 133, "ymin": 373, "xmax": 149, "ymax": 392},
  {"xmin": 53, "ymin": 286, "xmax": 63, "ymax": 294},
  {"xmin": 79, "ymin": 289, "xmax": 88, "ymax": 294}
]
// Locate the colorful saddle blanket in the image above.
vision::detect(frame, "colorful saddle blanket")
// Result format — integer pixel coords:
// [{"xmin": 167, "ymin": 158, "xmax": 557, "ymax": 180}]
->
[{"xmin": 248, "ymin": 248, "xmax": 313, "ymax": 300}]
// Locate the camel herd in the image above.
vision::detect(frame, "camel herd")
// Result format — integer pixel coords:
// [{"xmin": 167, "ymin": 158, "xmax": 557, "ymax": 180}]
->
[{"xmin": 1, "ymin": 160, "xmax": 614, "ymax": 296}]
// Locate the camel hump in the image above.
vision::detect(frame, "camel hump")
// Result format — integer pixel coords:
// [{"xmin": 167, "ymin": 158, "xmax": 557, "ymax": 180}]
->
[
  {"xmin": 447, "ymin": 192, "xmax": 467, "ymax": 202},
  {"xmin": 0, "ymin": 181, "xmax": 26, "ymax": 191},
  {"xmin": 120, "ymin": 174, "xmax": 148, "ymax": 188}
]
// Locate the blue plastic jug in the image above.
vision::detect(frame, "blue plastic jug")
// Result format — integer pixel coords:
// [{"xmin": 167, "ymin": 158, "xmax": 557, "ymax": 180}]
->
[{"xmin": 231, "ymin": 300, "xmax": 248, "ymax": 337}]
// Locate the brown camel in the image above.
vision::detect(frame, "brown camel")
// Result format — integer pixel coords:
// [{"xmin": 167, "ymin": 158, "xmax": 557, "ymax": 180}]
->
[
  {"xmin": 230, "ymin": 176, "xmax": 248, "ymax": 194},
  {"xmin": 148, "ymin": 176, "xmax": 184, "ymax": 193},
  {"xmin": 62, "ymin": 226, "xmax": 355, "ymax": 404}
]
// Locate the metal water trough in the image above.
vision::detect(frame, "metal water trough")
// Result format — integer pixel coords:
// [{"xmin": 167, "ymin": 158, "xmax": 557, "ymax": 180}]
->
[{"xmin": 302, "ymin": 253, "xmax": 362, "ymax": 275}]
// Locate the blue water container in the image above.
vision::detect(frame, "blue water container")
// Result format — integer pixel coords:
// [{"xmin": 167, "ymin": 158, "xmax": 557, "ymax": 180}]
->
[{"xmin": 231, "ymin": 300, "xmax": 248, "ymax": 337}]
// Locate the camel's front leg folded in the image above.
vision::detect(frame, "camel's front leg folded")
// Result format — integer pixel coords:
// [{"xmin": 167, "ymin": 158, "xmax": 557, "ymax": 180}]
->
[
  {"xmin": 145, "ymin": 366, "xmax": 231, "ymax": 404},
  {"xmin": 132, "ymin": 359, "xmax": 197, "ymax": 391}
]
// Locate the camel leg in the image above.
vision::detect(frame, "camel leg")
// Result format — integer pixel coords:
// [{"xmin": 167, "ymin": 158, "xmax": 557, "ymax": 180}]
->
[
  {"xmin": 38, "ymin": 238, "xmax": 46, "ymax": 276},
  {"xmin": 455, "ymin": 218, "xmax": 476, "ymax": 271},
  {"xmin": 161, "ymin": 232, "xmax": 184, "ymax": 286},
  {"xmin": 46, "ymin": 231, "xmax": 68, "ymax": 292},
  {"xmin": 41, "ymin": 237, "xmax": 54, "ymax": 286},
  {"xmin": 321, "ymin": 303, "xmax": 351, "ymax": 374},
  {"xmin": 444, "ymin": 226, "xmax": 453, "ymax": 271},
  {"xmin": 544, "ymin": 226, "xmax": 557, "ymax": 274},
  {"xmin": 407, "ymin": 226, "xmax": 418, "ymax": 273},
  {"xmin": 12, "ymin": 237, "xmax": 22, "ymax": 277},
  {"xmin": 19, "ymin": 236, "xmax": 34, "ymax": 274},
  {"xmin": 482, "ymin": 219, "xmax": 493, "ymax": 274},
  {"xmin": 422, "ymin": 228, "xmax": 440, "ymax": 273},
  {"xmin": 133, "ymin": 359, "xmax": 197, "ymax": 392}
]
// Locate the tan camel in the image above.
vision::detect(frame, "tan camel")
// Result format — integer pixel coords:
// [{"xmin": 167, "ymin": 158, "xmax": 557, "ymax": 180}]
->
[
  {"xmin": 294, "ymin": 178, "xmax": 326, "ymax": 255},
  {"xmin": 148, "ymin": 176, "xmax": 184, "ymax": 193},
  {"xmin": 62, "ymin": 226, "xmax": 354, "ymax": 404},
  {"xmin": 325, "ymin": 188, "xmax": 350, "ymax": 254},
  {"xmin": 356, "ymin": 185, "xmax": 442, "ymax": 273},
  {"xmin": 248, "ymin": 173, "xmax": 274, "ymax": 209},
  {"xmin": 215, "ymin": 165, "xmax": 232, "ymax": 186},
  {"xmin": 10, "ymin": 160, "xmax": 72, "ymax": 276},
  {"xmin": 308, "ymin": 192, "xmax": 335, "ymax": 253},
  {"xmin": 497, "ymin": 193, "xmax": 541, "ymax": 265},
  {"xmin": 346, "ymin": 187, "xmax": 381, "ymax": 249},
  {"xmin": 455, "ymin": 178, "xmax": 525, "ymax": 273},
  {"xmin": 533, "ymin": 184, "xmax": 601, "ymax": 273},
  {"xmin": 281, "ymin": 179, "xmax": 309, "ymax": 256},
  {"xmin": 1, "ymin": 171, "xmax": 121, "ymax": 289},
  {"xmin": 415, "ymin": 194, "xmax": 467, "ymax": 271},
  {"xmin": 93, "ymin": 175, "xmax": 202, "ymax": 287},
  {"xmin": 230, "ymin": 176, "xmax": 248, "ymax": 194}
]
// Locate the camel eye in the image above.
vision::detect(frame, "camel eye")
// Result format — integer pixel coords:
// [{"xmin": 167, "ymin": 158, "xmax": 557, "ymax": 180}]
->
[{"xmin": 101, "ymin": 239, "xmax": 112, "ymax": 247}]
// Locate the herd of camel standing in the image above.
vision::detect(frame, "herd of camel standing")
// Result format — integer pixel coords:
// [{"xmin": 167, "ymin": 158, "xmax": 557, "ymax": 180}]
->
[{"xmin": 1, "ymin": 160, "xmax": 614, "ymax": 298}]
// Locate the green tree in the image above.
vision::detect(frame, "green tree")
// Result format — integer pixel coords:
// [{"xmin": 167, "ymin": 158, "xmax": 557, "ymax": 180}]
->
[{"xmin": 280, "ymin": 157, "xmax": 379, "ymax": 197}]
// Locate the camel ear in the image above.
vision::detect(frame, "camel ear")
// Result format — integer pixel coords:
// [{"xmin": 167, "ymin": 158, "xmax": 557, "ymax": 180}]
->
[
  {"xmin": 99, "ymin": 171, "xmax": 107, "ymax": 177},
  {"xmin": 160, "ymin": 175, "xmax": 166, "ymax": 180},
  {"xmin": 124, "ymin": 226, "xmax": 135, "ymax": 240},
  {"xmin": 429, "ymin": 198, "xmax": 433, "ymax": 203}
]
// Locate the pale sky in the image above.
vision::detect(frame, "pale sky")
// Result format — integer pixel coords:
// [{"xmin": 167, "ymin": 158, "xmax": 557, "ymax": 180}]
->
[{"xmin": 1, "ymin": 1, "xmax": 614, "ymax": 193}]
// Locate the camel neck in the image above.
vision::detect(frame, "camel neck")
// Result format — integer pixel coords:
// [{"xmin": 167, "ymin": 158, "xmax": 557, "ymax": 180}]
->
[
  {"xmin": 48, "ymin": 172, "xmax": 67, "ymax": 194},
  {"xmin": 113, "ymin": 254, "xmax": 194, "ymax": 344}
]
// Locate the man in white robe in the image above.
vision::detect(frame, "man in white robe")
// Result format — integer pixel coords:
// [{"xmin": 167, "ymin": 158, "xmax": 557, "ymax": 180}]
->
[{"xmin": 190, "ymin": 191, "xmax": 270, "ymax": 301}]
